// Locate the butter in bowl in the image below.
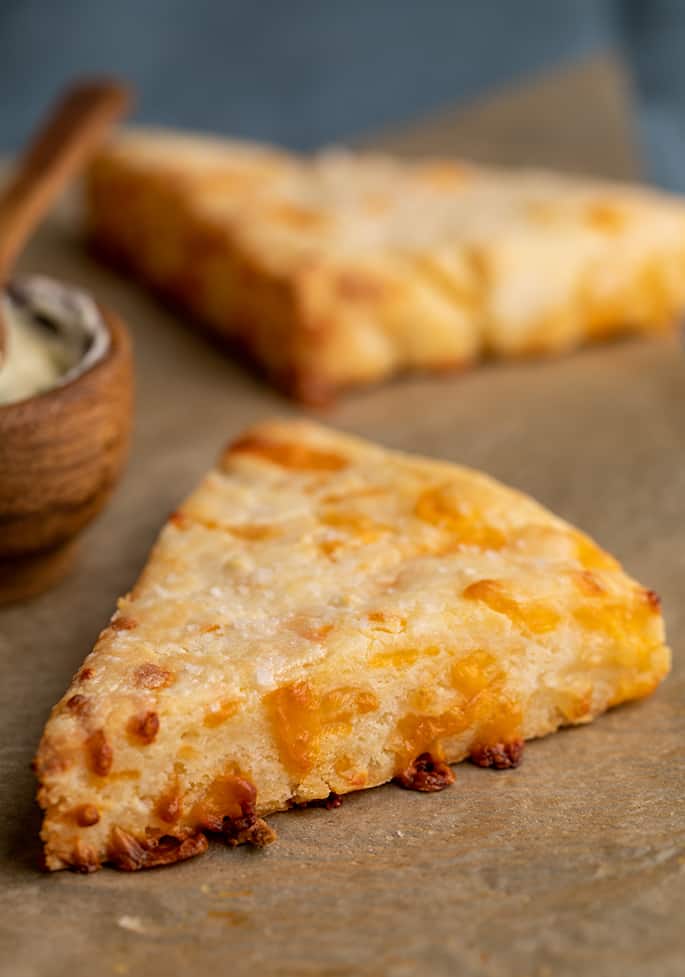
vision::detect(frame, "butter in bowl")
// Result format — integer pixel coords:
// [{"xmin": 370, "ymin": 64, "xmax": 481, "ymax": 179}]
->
[
  {"xmin": 0, "ymin": 78, "xmax": 133, "ymax": 602},
  {"xmin": 0, "ymin": 275, "xmax": 133, "ymax": 603},
  {"xmin": 0, "ymin": 276, "xmax": 110, "ymax": 405}
]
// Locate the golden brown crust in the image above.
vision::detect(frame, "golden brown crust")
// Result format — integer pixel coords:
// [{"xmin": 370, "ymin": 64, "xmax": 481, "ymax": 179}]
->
[
  {"xmin": 70, "ymin": 840, "xmax": 99, "ymax": 874},
  {"xmin": 222, "ymin": 815, "xmax": 277, "ymax": 849},
  {"xmin": 228, "ymin": 433, "xmax": 348, "ymax": 470},
  {"xmin": 393, "ymin": 753, "xmax": 456, "ymax": 792},
  {"xmin": 107, "ymin": 827, "xmax": 209, "ymax": 872},
  {"xmin": 293, "ymin": 791, "xmax": 343, "ymax": 810},
  {"xmin": 469, "ymin": 739, "xmax": 524, "ymax": 769},
  {"xmin": 192, "ymin": 775, "xmax": 278, "ymax": 850}
]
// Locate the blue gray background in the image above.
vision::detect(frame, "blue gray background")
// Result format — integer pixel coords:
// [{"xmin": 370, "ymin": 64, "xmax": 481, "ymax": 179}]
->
[{"xmin": 2, "ymin": 0, "xmax": 685, "ymax": 189}]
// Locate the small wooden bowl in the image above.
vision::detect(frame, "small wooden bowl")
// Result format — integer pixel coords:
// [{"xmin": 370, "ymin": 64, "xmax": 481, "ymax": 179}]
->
[{"xmin": 0, "ymin": 279, "xmax": 133, "ymax": 603}]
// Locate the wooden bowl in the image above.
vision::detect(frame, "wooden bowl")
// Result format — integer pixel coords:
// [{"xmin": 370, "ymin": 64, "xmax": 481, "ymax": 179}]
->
[{"xmin": 0, "ymin": 278, "xmax": 133, "ymax": 603}]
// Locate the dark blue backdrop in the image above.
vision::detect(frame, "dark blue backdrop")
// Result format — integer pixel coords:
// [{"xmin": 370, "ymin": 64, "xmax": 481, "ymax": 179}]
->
[{"xmin": 2, "ymin": 1, "xmax": 685, "ymax": 189}]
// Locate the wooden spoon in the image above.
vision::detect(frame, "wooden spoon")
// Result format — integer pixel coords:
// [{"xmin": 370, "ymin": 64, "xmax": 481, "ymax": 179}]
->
[{"xmin": 0, "ymin": 78, "xmax": 131, "ymax": 362}]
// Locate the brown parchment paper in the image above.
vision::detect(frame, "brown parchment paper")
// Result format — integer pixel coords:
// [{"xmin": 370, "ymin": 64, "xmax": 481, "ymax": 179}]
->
[{"xmin": 1, "ymin": 55, "xmax": 683, "ymax": 977}]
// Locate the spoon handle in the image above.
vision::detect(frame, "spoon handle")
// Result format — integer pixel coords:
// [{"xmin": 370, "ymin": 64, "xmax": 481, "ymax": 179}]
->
[{"xmin": 0, "ymin": 79, "xmax": 131, "ymax": 280}]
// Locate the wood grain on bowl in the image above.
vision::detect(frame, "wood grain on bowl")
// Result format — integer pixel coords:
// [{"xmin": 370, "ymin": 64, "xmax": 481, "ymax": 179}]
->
[{"xmin": 0, "ymin": 306, "xmax": 133, "ymax": 602}]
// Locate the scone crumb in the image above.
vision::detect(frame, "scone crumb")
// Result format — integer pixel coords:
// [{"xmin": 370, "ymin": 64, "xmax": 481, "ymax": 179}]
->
[{"xmin": 223, "ymin": 815, "xmax": 277, "ymax": 849}]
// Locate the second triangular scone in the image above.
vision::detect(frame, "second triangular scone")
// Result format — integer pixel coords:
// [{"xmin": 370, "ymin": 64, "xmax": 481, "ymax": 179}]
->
[
  {"xmin": 87, "ymin": 131, "xmax": 685, "ymax": 401},
  {"xmin": 36, "ymin": 421, "xmax": 669, "ymax": 871}
]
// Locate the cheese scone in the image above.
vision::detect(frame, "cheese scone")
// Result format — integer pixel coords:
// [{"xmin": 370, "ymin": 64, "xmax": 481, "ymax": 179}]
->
[
  {"xmin": 86, "ymin": 130, "xmax": 685, "ymax": 401},
  {"xmin": 36, "ymin": 421, "xmax": 669, "ymax": 872}
]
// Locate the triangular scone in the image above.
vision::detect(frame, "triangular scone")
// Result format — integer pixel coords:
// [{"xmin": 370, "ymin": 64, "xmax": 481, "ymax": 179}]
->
[
  {"xmin": 87, "ymin": 130, "xmax": 685, "ymax": 401},
  {"xmin": 36, "ymin": 421, "xmax": 669, "ymax": 872}
]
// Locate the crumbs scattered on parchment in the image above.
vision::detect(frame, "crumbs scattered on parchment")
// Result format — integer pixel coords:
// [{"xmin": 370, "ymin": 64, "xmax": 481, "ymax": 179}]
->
[{"xmin": 117, "ymin": 915, "xmax": 148, "ymax": 934}]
